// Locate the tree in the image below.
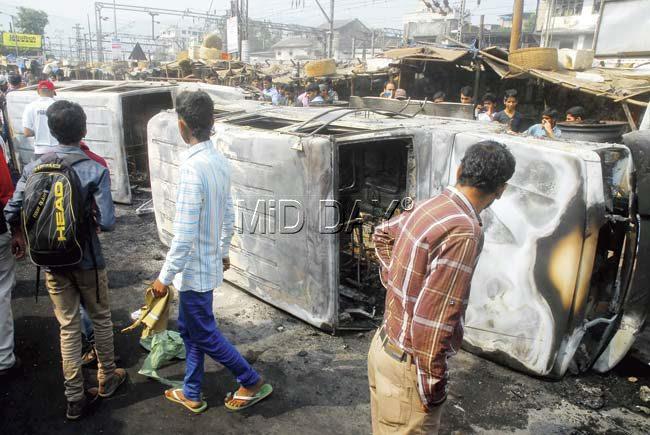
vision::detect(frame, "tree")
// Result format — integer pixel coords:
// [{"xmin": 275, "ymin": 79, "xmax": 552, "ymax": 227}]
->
[
  {"xmin": 249, "ymin": 25, "xmax": 282, "ymax": 52},
  {"xmin": 14, "ymin": 7, "xmax": 49, "ymax": 35}
]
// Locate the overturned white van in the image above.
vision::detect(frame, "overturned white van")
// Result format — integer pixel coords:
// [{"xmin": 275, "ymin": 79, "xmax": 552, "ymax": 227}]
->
[
  {"xmin": 147, "ymin": 104, "xmax": 649, "ymax": 378},
  {"xmin": 6, "ymin": 80, "xmax": 246, "ymax": 203}
]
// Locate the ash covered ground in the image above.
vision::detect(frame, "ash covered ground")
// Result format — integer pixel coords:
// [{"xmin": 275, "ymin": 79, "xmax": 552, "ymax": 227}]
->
[{"xmin": 2, "ymin": 193, "xmax": 649, "ymax": 434}]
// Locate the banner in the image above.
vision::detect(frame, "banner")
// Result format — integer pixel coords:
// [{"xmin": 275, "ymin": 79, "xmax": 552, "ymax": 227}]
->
[
  {"xmin": 2, "ymin": 32, "xmax": 42, "ymax": 49},
  {"xmin": 111, "ymin": 38, "xmax": 122, "ymax": 60},
  {"xmin": 226, "ymin": 16, "xmax": 239, "ymax": 54}
]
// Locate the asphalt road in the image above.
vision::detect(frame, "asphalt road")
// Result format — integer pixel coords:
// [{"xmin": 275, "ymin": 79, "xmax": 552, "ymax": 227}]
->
[{"xmin": 1, "ymin": 196, "xmax": 649, "ymax": 434}]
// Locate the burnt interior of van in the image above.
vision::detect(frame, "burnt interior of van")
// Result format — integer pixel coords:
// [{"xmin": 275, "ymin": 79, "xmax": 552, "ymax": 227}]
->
[
  {"xmin": 121, "ymin": 92, "xmax": 174, "ymax": 187},
  {"xmin": 336, "ymin": 138, "xmax": 413, "ymax": 329},
  {"xmin": 573, "ymin": 148, "xmax": 634, "ymax": 371}
]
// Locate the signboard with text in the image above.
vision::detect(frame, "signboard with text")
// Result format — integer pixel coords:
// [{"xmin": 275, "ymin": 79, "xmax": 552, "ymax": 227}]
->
[{"xmin": 1, "ymin": 32, "xmax": 42, "ymax": 49}]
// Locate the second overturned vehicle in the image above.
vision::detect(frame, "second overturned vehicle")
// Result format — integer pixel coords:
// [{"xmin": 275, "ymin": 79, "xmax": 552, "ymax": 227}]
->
[{"xmin": 146, "ymin": 102, "xmax": 649, "ymax": 379}]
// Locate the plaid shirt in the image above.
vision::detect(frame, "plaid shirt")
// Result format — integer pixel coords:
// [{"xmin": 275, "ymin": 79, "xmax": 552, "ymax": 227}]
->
[{"xmin": 373, "ymin": 187, "xmax": 484, "ymax": 407}]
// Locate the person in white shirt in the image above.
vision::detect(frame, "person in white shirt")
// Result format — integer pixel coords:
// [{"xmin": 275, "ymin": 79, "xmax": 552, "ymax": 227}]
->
[
  {"xmin": 22, "ymin": 80, "xmax": 58, "ymax": 157},
  {"xmin": 475, "ymin": 93, "xmax": 497, "ymax": 122}
]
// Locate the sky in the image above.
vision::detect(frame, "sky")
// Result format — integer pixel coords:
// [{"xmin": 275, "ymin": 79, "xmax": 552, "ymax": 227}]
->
[{"xmin": 0, "ymin": 0, "xmax": 539, "ymax": 40}]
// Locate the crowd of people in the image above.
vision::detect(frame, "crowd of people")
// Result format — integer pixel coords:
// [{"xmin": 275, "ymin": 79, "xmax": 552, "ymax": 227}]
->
[
  {"xmin": 0, "ymin": 70, "xmax": 600, "ymax": 434},
  {"xmin": 0, "ymin": 85, "xmax": 274, "ymax": 420},
  {"xmin": 377, "ymin": 81, "xmax": 589, "ymax": 140},
  {"xmin": 0, "ymin": 74, "xmax": 521, "ymax": 434},
  {"xmin": 252, "ymin": 75, "xmax": 339, "ymax": 107}
]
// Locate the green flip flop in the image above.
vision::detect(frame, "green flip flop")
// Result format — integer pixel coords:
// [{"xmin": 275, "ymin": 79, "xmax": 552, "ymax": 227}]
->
[
  {"xmin": 165, "ymin": 388, "xmax": 208, "ymax": 414},
  {"xmin": 224, "ymin": 383, "xmax": 273, "ymax": 412}
]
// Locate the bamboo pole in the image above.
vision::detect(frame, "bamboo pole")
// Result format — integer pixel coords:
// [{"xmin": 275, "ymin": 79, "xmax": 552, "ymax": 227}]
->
[{"xmin": 622, "ymin": 102, "xmax": 638, "ymax": 130}]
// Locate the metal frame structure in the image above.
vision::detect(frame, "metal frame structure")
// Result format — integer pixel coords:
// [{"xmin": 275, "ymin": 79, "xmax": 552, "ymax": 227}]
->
[{"xmin": 94, "ymin": 1, "xmax": 326, "ymax": 62}]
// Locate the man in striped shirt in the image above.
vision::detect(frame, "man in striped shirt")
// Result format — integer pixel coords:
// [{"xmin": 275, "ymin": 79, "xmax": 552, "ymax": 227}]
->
[
  {"xmin": 153, "ymin": 91, "xmax": 272, "ymax": 413},
  {"xmin": 368, "ymin": 141, "xmax": 516, "ymax": 434}
]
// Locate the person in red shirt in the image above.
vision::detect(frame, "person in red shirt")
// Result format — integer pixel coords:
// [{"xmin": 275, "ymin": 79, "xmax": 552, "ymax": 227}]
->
[{"xmin": 0, "ymin": 145, "xmax": 18, "ymax": 376}]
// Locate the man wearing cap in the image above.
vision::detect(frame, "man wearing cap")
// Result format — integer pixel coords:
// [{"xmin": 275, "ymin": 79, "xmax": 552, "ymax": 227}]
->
[{"xmin": 22, "ymin": 80, "xmax": 59, "ymax": 158}]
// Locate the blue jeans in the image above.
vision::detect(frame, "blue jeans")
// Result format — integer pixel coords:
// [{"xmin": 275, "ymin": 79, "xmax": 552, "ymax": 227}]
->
[
  {"xmin": 178, "ymin": 290, "xmax": 260, "ymax": 402},
  {"xmin": 80, "ymin": 304, "xmax": 95, "ymax": 344}
]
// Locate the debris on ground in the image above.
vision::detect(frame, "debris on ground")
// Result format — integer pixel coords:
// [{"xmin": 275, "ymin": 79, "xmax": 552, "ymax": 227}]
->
[
  {"xmin": 577, "ymin": 384, "xmax": 606, "ymax": 410},
  {"xmin": 635, "ymin": 405, "xmax": 650, "ymax": 415},
  {"xmin": 640, "ymin": 385, "xmax": 650, "ymax": 403},
  {"xmin": 628, "ymin": 376, "xmax": 639, "ymax": 383}
]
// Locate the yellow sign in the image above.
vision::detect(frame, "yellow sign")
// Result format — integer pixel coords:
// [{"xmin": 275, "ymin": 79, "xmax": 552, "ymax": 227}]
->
[{"xmin": 2, "ymin": 32, "xmax": 42, "ymax": 49}]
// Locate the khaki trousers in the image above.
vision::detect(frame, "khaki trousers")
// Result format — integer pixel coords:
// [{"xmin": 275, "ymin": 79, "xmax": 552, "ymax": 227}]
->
[
  {"xmin": 46, "ymin": 269, "xmax": 116, "ymax": 402},
  {"xmin": 368, "ymin": 330, "xmax": 443, "ymax": 435}
]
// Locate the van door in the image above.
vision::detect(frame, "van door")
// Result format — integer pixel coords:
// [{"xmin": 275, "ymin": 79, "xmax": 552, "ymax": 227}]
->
[
  {"xmin": 73, "ymin": 93, "xmax": 132, "ymax": 204},
  {"xmin": 449, "ymin": 132, "xmax": 605, "ymax": 377},
  {"xmin": 148, "ymin": 112, "xmax": 339, "ymax": 330}
]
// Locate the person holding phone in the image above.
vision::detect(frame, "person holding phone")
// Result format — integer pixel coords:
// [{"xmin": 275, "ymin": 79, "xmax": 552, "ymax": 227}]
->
[{"xmin": 525, "ymin": 108, "xmax": 562, "ymax": 139}]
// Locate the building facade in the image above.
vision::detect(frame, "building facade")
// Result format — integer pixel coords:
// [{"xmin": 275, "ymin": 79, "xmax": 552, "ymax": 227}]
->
[
  {"xmin": 536, "ymin": 0, "xmax": 600, "ymax": 50},
  {"xmin": 320, "ymin": 19, "xmax": 372, "ymax": 60},
  {"xmin": 403, "ymin": 6, "xmax": 460, "ymax": 43},
  {"xmin": 272, "ymin": 37, "xmax": 322, "ymax": 61}
]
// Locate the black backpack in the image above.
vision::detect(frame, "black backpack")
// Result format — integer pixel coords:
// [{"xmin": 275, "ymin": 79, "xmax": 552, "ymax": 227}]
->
[{"xmin": 21, "ymin": 153, "xmax": 99, "ymax": 300}]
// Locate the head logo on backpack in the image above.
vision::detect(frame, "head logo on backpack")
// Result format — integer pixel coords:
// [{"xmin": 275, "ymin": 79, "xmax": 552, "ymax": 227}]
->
[{"xmin": 22, "ymin": 153, "xmax": 91, "ymax": 267}]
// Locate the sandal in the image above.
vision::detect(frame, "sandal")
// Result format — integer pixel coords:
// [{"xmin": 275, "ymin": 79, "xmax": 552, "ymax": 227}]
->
[
  {"xmin": 224, "ymin": 383, "xmax": 273, "ymax": 412},
  {"xmin": 165, "ymin": 388, "xmax": 208, "ymax": 414}
]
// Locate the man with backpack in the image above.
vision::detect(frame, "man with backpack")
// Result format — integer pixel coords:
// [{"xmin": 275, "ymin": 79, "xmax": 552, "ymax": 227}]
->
[{"xmin": 4, "ymin": 100, "xmax": 126, "ymax": 420}]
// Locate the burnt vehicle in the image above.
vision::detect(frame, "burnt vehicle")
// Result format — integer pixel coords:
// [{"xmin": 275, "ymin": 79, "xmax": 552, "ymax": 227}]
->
[
  {"xmin": 6, "ymin": 80, "xmax": 246, "ymax": 203},
  {"xmin": 147, "ymin": 104, "xmax": 649, "ymax": 378}
]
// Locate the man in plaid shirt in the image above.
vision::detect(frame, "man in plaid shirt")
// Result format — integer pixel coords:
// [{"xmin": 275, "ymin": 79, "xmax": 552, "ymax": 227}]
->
[{"xmin": 368, "ymin": 141, "xmax": 516, "ymax": 434}]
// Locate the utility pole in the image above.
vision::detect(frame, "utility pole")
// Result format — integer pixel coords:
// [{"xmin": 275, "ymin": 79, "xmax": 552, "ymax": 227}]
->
[
  {"xmin": 87, "ymin": 14, "xmax": 94, "ymax": 64},
  {"xmin": 592, "ymin": 0, "xmax": 605, "ymax": 51},
  {"xmin": 95, "ymin": 5, "xmax": 104, "ymax": 62},
  {"xmin": 8, "ymin": 18, "xmax": 19, "ymax": 59},
  {"xmin": 510, "ymin": 0, "xmax": 524, "ymax": 52},
  {"xmin": 542, "ymin": 0, "xmax": 556, "ymax": 47},
  {"xmin": 370, "ymin": 29, "xmax": 375, "ymax": 57},
  {"xmin": 473, "ymin": 15, "xmax": 484, "ymax": 104},
  {"xmin": 148, "ymin": 12, "xmax": 159, "ymax": 40},
  {"xmin": 113, "ymin": 0, "xmax": 118, "ymax": 36},
  {"xmin": 239, "ymin": 0, "xmax": 248, "ymax": 61},
  {"xmin": 314, "ymin": 0, "xmax": 334, "ymax": 58},
  {"xmin": 73, "ymin": 24, "xmax": 83, "ymax": 61},
  {"xmin": 458, "ymin": 0, "xmax": 466, "ymax": 43},
  {"xmin": 329, "ymin": 0, "xmax": 334, "ymax": 58}
]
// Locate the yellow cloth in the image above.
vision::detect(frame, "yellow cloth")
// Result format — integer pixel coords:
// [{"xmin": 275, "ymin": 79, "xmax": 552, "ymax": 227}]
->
[{"xmin": 121, "ymin": 285, "xmax": 171, "ymax": 338}]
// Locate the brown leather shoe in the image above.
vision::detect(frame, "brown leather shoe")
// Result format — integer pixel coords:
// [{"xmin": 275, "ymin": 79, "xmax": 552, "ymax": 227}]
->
[
  {"xmin": 98, "ymin": 368, "xmax": 127, "ymax": 398},
  {"xmin": 66, "ymin": 388, "xmax": 99, "ymax": 420}
]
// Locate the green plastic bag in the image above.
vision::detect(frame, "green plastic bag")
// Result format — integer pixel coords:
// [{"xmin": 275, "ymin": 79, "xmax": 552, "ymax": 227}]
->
[{"xmin": 139, "ymin": 330, "xmax": 186, "ymax": 388}]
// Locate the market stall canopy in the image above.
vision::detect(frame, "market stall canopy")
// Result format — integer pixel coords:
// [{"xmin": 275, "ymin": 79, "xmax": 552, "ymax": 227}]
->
[
  {"xmin": 382, "ymin": 46, "xmax": 471, "ymax": 63},
  {"xmin": 482, "ymin": 46, "xmax": 650, "ymax": 108}
]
